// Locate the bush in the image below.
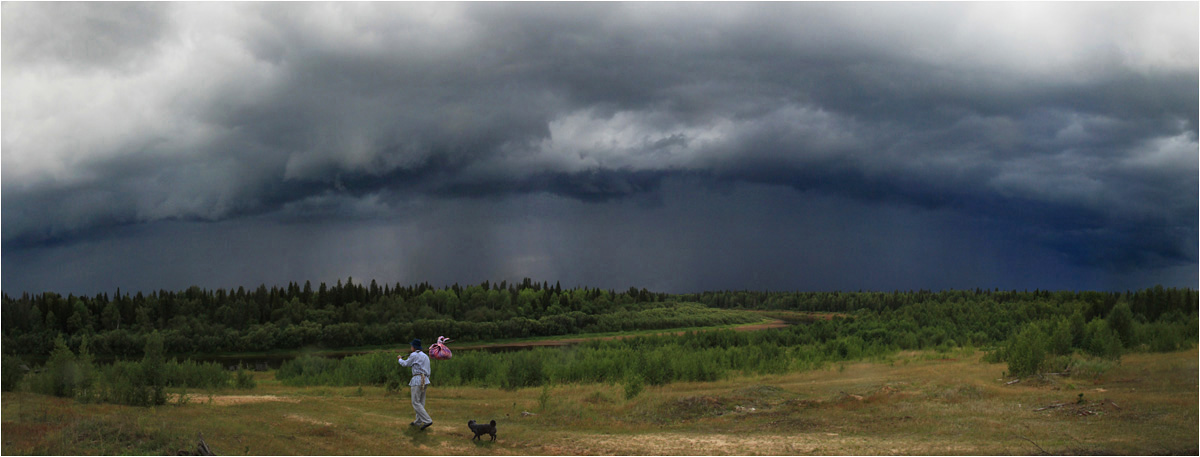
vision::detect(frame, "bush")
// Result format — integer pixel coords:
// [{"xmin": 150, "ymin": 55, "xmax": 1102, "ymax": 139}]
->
[
  {"xmin": 1047, "ymin": 319, "xmax": 1073, "ymax": 356},
  {"xmin": 235, "ymin": 364, "xmax": 256, "ymax": 389},
  {"xmin": 1142, "ymin": 321, "xmax": 1185, "ymax": 353},
  {"xmin": 624, "ymin": 372, "xmax": 645, "ymax": 400},
  {"xmin": 1083, "ymin": 319, "xmax": 1123, "ymax": 360},
  {"xmin": 277, "ymin": 352, "xmax": 398, "ymax": 387},
  {"xmin": 29, "ymin": 335, "xmax": 87, "ymax": 398},
  {"xmin": 74, "ymin": 335, "xmax": 98, "ymax": 402},
  {"xmin": 501, "ymin": 350, "xmax": 546, "ymax": 390},
  {"xmin": 277, "ymin": 355, "xmax": 341, "ymax": 385},
  {"xmin": 165, "ymin": 359, "xmax": 230, "ymax": 389},
  {"xmin": 1106, "ymin": 302, "xmax": 1135, "ymax": 347},
  {"xmin": 1, "ymin": 355, "xmax": 25, "ymax": 391},
  {"xmin": 142, "ymin": 331, "xmax": 167, "ymax": 406},
  {"xmin": 1068, "ymin": 357, "xmax": 1116, "ymax": 379},
  {"xmin": 538, "ymin": 384, "xmax": 552, "ymax": 411},
  {"xmin": 1005, "ymin": 325, "xmax": 1048, "ymax": 377},
  {"xmin": 99, "ymin": 360, "xmax": 152, "ymax": 406},
  {"xmin": 92, "ymin": 332, "xmax": 171, "ymax": 406}
]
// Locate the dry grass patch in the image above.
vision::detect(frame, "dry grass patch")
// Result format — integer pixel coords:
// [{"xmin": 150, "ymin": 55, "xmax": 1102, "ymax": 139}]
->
[{"xmin": 169, "ymin": 393, "xmax": 302, "ymax": 406}]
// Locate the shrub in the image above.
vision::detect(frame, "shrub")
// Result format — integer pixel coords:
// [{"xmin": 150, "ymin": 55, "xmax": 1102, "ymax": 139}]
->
[
  {"xmin": 142, "ymin": 331, "xmax": 167, "ymax": 406},
  {"xmin": 1047, "ymin": 318, "xmax": 1073, "ymax": 356},
  {"xmin": 278, "ymin": 352, "xmax": 398, "ymax": 387},
  {"xmin": 501, "ymin": 350, "xmax": 546, "ymax": 390},
  {"xmin": 1141, "ymin": 320, "xmax": 1190, "ymax": 353},
  {"xmin": 1083, "ymin": 319, "xmax": 1123, "ymax": 360},
  {"xmin": 91, "ymin": 332, "xmax": 172, "ymax": 407},
  {"xmin": 98, "ymin": 360, "xmax": 151, "ymax": 406},
  {"xmin": 235, "ymin": 364, "xmax": 256, "ymax": 390},
  {"xmin": 1, "ymin": 355, "xmax": 25, "ymax": 391},
  {"xmin": 1005, "ymin": 324, "xmax": 1048, "ymax": 377},
  {"xmin": 538, "ymin": 384, "xmax": 552, "ymax": 411},
  {"xmin": 1068, "ymin": 311, "xmax": 1086, "ymax": 348},
  {"xmin": 75, "ymin": 335, "xmax": 98, "ymax": 401},
  {"xmin": 624, "ymin": 372, "xmax": 644, "ymax": 400},
  {"xmin": 165, "ymin": 359, "xmax": 230, "ymax": 389},
  {"xmin": 1069, "ymin": 357, "xmax": 1116, "ymax": 379},
  {"xmin": 1106, "ymin": 302, "xmax": 1135, "ymax": 347},
  {"xmin": 30, "ymin": 335, "xmax": 83, "ymax": 398},
  {"xmin": 278, "ymin": 355, "xmax": 340, "ymax": 385}
]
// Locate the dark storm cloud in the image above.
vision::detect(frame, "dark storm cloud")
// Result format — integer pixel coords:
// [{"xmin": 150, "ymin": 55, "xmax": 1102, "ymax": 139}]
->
[{"xmin": 3, "ymin": 2, "xmax": 1196, "ymax": 293}]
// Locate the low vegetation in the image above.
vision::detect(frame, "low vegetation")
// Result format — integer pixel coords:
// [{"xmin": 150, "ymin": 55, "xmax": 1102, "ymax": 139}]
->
[
  {"xmin": 12, "ymin": 332, "xmax": 244, "ymax": 408},
  {"xmin": 3, "ymin": 348, "xmax": 1195, "ymax": 455}
]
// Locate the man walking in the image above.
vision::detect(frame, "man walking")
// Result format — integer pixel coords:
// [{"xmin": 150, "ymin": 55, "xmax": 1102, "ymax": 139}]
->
[{"xmin": 398, "ymin": 338, "xmax": 433, "ymax": 430}]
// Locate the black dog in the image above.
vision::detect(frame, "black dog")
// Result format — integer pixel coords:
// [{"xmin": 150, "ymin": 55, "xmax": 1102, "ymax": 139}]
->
[{"xmin": 467, "ymin": 419, "xmax": 497, "ymax": 441}]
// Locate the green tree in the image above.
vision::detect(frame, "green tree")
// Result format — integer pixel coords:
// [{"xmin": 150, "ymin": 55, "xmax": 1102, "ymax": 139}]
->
[
  {"xmin": 135, "ymin": 307, "xmax": 152, "ymax": 331},
  {"xmin": 1, "ymin": 355, "xmax": 24, "ymax": 391},
  {"xmin": 76, "ymin": 334, "xmax": 96, "ymax": 401},
  {"xmin": 38, "ymin": 334, "xmax": 78, "ymax": 398},
  {"xmin": 142, "ymin": 331, "xmax": 167, "ymax": 405},
  {"xmin": 1048, "ymin": 318, "xmax": 1072, "ymax": 356},
  {"xmin": 624, "ymin": 372, "xmax": 645, "ymax": 400},
  {"xmin": 1068, "ymin": 311, "xmax": 1086, "ymax": 348},
  {"xmin": 1005, "ymin": 324, "xmax": 1048, "ymax": 377},
  {"xmin": 29, "ymin": 304, "xmax": 43, "ymax": 331},
  {"xmin": 44, "ymin": 310, "xmax": 58, "ymax": 332},
  {"xmin": 1107, "ymin": 302, "xmax": 1135, "ymax": 347},
  {"xmin": 101, "ymin": 302, "xmax": 122, "ymax": 331},
  {"xmin": 1084, "ymin": 319, "xmax": 1123, "ymax": 360}
]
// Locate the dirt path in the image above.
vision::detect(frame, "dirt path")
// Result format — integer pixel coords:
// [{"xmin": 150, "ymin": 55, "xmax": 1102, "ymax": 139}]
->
[
  {"xmin": 167, "ymin": 394, "xmax": 301, "ymax": 406},
  {"xmin": 453, "ymin": 318, "xmax": 788, "ymax": 351}
]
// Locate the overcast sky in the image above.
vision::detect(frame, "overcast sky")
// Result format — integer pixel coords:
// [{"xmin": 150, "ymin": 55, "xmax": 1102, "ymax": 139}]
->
[{"xmin": 3, "ymin": 2, "xmax": 1197, "ymax": 296}]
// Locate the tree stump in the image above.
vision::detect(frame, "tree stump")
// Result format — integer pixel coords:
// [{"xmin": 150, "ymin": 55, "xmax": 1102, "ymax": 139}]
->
[{"xmin": 178, "ymin": 433, "xmax": 216, "ymax": 456}]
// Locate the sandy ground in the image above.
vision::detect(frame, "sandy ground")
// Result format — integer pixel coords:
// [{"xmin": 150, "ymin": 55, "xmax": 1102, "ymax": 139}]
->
[{"xmin": 168, "ymin": 394, "xmax": 301, "ymax": 406}]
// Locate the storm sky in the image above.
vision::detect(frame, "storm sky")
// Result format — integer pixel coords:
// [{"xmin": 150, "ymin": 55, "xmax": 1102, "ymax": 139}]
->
[{"xmin": 3, "ymin": 2, "xmax": 1197, "ymax": 295}]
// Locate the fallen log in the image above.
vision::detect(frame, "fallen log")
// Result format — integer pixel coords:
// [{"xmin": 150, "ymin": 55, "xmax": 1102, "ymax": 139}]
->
[
  {"xmin": 1034, "ymin": 403, "xmax": 1066, "ymax": 411},
  {"xmin": 1005, "ymin": 379, "xmax": 1021, "ymax": 385}
]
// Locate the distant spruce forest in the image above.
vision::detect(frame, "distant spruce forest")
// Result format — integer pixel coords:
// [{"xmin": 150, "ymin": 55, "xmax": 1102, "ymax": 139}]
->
[{"xmin": 2, "ymin": 279, "xmax": 1196, "ymax": 361}]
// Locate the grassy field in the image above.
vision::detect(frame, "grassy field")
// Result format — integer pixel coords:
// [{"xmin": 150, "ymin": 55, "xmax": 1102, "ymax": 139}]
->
[{"xmin": 3, "ymin": 347, "xmax": 1196, "ymax": 455}]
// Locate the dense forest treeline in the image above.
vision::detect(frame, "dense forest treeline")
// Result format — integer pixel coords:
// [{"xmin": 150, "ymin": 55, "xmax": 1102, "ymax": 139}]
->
[
  {"xmin": 0, "ymin": 279, "xmax": 714, "ymax": 358},
  {"xmin": 681, "ymin": 286, "xmax": 1196, "ymax": 322},
  {"xmin": 277, "ymin": 285, "xmax": 1198, "ymax": 390},
  {"xmin": 3, "ymin": 280, "xmax": 1196, "ymax": 406},
  {"xmin": 2, "ymin": 279, "xmax": 1196, "ymax": 361}
]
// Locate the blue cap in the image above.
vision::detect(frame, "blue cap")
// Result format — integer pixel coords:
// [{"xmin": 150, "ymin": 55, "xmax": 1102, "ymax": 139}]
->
[{"xmin": 411, "ymin": 338, "xmax": 422, "ymax": 349}]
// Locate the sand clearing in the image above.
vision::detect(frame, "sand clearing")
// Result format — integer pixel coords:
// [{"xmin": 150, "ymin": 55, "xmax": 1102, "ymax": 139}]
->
[{"xmin": 169, "ymin": 394, "xmax": 301, "ymax": 406}]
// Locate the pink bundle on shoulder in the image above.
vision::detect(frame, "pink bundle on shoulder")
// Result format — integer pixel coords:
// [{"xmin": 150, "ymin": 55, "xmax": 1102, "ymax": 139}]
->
[{"xmin": 429, "ymin": 335, "xmax": 453, "ymax": 360}]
